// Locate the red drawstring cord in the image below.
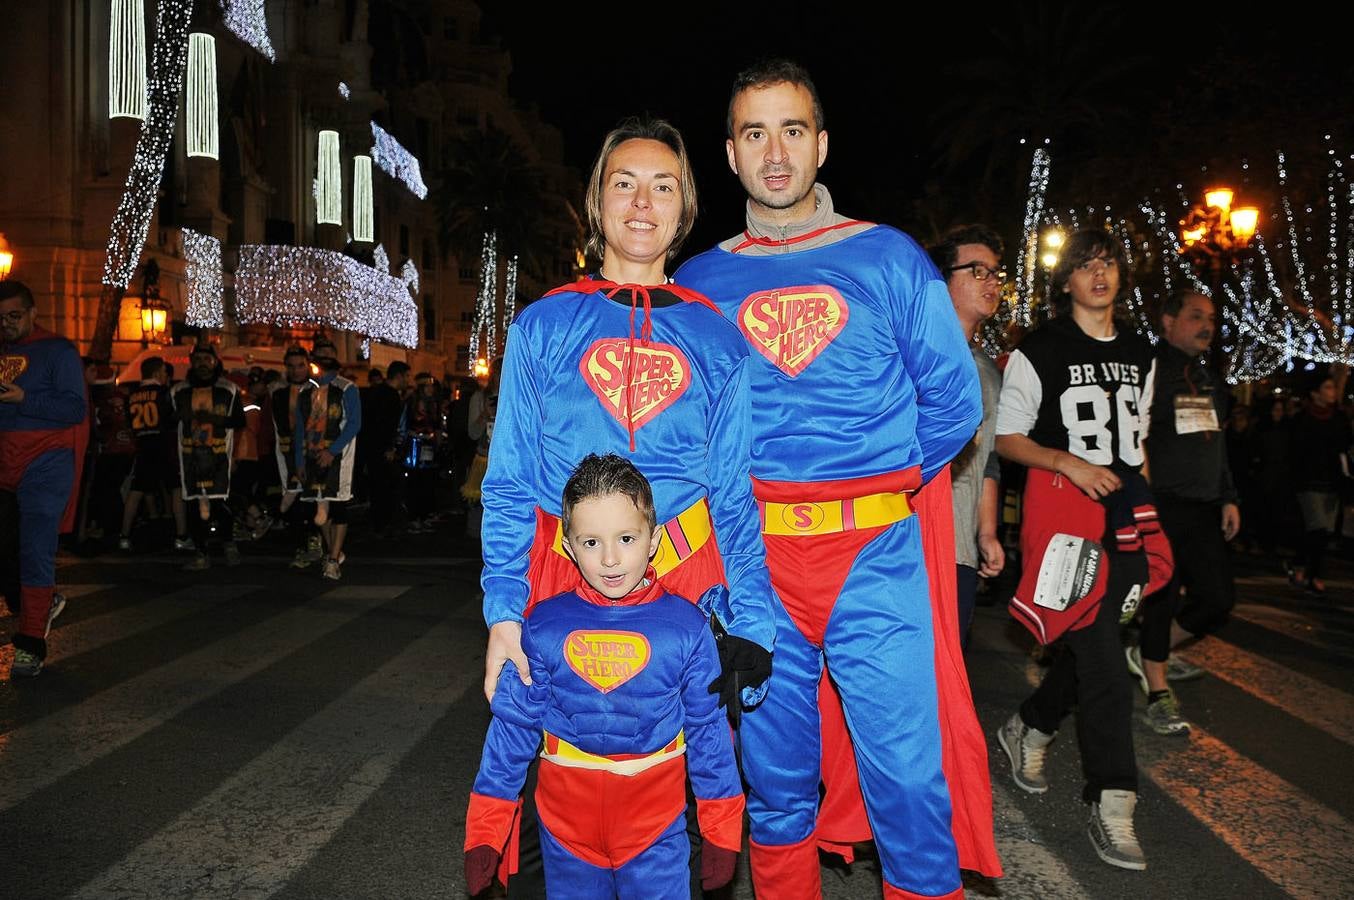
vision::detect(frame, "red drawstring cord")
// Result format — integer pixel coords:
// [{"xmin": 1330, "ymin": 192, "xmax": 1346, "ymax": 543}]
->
[{"xmin": 603, "ymin": 283, "xmax": 653, "ymax": 451}]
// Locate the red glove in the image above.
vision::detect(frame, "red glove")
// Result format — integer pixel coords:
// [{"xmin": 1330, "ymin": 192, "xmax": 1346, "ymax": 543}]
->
[
  {"xmin": 701, "ymin": 843, "xmax": 738, "ymax": 891},
  {"xmin": 464, "ymin": 844, "xmax": 500, "ymax": 896}
]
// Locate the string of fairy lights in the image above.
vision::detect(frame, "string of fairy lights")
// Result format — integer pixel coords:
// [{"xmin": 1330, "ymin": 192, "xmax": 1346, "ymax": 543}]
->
[
  {"xmin": 220, "ymin": 0, "xmax": 274, "ymax": 61},
  {"xmin": 503, "ymin": 255, "xmax": 518, "ymax": 341},
  {"xmin": 182, "ymin": 228, "xmax": 224, "ymax": 327},
  {"xmin": 370, "ymin": 122, "xmax": 429, "ymax": 199},
  {"xmin": 234, "ymin": 245, "xmax": 418, "ymax": 348},
  {"xmin": 469, "ymin": 230, "xmax": 498, "ymax": 370},
  {"xmin": 102, "ymin": 0, "xmax": 190, "ymax": 290}
]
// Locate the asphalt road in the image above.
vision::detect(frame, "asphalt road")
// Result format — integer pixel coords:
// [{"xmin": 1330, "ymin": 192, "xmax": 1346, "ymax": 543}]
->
[{"xmin": 2, "ymin": 513, "xmax": 1351, "ymax": 899}]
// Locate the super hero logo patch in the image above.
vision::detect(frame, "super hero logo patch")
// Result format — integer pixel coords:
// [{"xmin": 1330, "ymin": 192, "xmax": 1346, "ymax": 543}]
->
[
  {"xmin": 580, "ymin": 339, "xmax": 690, "ymax": 430},
  {"xmin": 738, "ymin": 285, "xmax": 849, "ymax": 377},
  {"xmin": 564, "ymin": 630, "xmax": 651, "ymax": 693},
  {"xmin": 0, "ymin": 354, "xmax": 29, "ymax": 383}
]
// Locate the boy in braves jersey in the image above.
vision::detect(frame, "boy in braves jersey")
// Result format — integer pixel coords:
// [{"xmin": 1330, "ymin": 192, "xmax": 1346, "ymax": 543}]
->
[
  {"xmin": 993, "ymin": 228, "xmax": 1166, "ymax": 871},
  {"xmin": 466, "ymin": 454, "xmax": 743, "ymax": 899},
  {"xmin": 480, "ymin": 116, "xmax": 772, "ymax": 897},
  {"xmin": 676, "ymin": 60, "xmax": 996, "ymax": 899}
]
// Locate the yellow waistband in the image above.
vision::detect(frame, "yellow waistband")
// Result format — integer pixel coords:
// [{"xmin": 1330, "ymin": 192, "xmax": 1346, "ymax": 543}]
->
[
  {"xmin": 540, "ymin": 731, "xmax": 686, "ymax": 776},
  {"xmin": 553, "ymin": 496, "xmax": 713, "ymax": 578},
  {"xmin": 759, "ymin": 490, "xmax": 912, "ymax": 537}
]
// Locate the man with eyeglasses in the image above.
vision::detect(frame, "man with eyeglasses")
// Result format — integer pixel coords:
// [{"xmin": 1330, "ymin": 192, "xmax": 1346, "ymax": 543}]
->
[
  {"xmin": 0, "ymin": 280, "xmax": 88, "ymax": 677},
  {"xmin": 928, "ymin": 226, "xmax": 1008, "ymax": 649}
]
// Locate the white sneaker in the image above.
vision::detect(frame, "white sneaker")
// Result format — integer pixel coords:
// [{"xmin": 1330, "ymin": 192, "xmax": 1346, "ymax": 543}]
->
[
  {"xmin": 322, "ymin": 558, "xmax": 342, "ymax": 581},
  {"xmin": 997, "ymin": 712, "xmax": 1055, "ymax": 794},
  {"xmin": 45, "ymin": 593, "xmax": 67, "ymax": 638},
  {"xmin": 1088, "ymin": 789, "xmax": 1146, "ymax": 870}
]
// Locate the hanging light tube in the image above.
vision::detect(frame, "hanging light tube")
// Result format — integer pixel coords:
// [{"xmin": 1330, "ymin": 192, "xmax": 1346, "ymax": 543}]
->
[
  {"xmin": 316, "ymin": 130, "xmax": 342, "ymax": 225},
  {"xmin": 186, "ymin": 33, "xmax": 218, "ymax": 159},
  {"xmin": 353, "ymin": 155, "xmax": 374, "ymax": 242},
  {"xmin": 108, "ymin": 0, "xmax": 148, "ymax": 120}
]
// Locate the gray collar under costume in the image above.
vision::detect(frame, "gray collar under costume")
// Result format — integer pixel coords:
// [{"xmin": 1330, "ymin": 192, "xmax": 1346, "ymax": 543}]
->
[{"xmin": 718, "ymin": 184, "xmax": 873, "ymax": 255}]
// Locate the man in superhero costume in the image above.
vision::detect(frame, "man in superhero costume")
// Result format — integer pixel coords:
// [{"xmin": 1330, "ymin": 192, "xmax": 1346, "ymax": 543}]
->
[
  {"xmin": 171, "ymin": 340, "xmax": 246, "ymax": 570},
  {"xmin": 0, "ymin": 280, "xmax": 87, "ymax": 677},
  {"xmin": 480, "ymin": 117, "xmax": 774, "ymax": 896},
  {"xmin": 294, "ymin": 338, "xmax": 360, "ymax": 581},
  {"xmin": 675, "ymin": 61, "xmax": 999, "ymax": 898},
  {"xmin": 467, "ymin": 454, "xmax": 742, "ymax": 898}
]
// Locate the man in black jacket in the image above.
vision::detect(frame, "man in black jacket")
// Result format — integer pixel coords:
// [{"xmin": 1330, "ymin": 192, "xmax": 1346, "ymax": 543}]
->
[
  {"xmin": 362, "ymin": 361, "xmax": 408, "ymax": 536},
  {"xmin": 1130, "ymin": 291, "xmax": 1238, "ymax": 735}
]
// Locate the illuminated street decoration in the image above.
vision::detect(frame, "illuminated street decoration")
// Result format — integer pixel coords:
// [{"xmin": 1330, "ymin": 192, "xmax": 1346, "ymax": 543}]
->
[
  {"xmin": 186, "ymin": 33, "xmax": 218, "ymax": 159},
  {"xmin": 109, "ymin": 0, "xmax": 148, "ymax": 120},
  {"xmin": 220, "ymin": 0, "xmax": 274, "ymax": 61},
  {"xmin": 504, "ymin": 255, "xmax": 518, "ymax": 334},
  {"xmin": 235, "ymin": 245, "xmax": 419, "ymax": 348},
  {"xmin": 469, "ymin": 230, "xmax": 497, "ymax": 372},
  {"xmin": 370, "ymin": 122, "xmax": 428, "ymax": 199},
  {"xmin": 401, "ymin": 258, "xmax": 419, "ymax": 294},
  {"xmin": 182, "ymin": 228, "xmax": 224, "ymax": 327},
  {"xmin": 1013, "ymin": 144, "xmax": 1051, "ymax": 326},
  {"xmin": 338, "ymin": 82, "xmax": 350, "ymax": 99},
  {"xmin": 102, "ymin": 0, "xmax": 190, "ymax": 289},
  {"xmin": 316, "ymin": 130, "xmax": 342, "ymax": 225},
  {"xmin": 353, "ymin": 155, "xmax": 374, "ymax": 242}
]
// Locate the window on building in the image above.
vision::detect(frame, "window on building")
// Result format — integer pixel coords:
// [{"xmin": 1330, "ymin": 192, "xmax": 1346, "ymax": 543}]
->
[
  {"xmin": 455, "ymin": 344, "xmax": 470, "ymax": 373},
  {"xmin": 444, "ymin": 17, "xmax": 458, "ymax": 39},
  {"xmin": 456, "ymin": 110, "xmax": 478, "ymax": 129},
  {"xmin": 423, "ymin": 238, "xmax": 436, "ymax": 270},
  {"xmin": 459, "ymin": 266, "xmax": 476, "ymax": 282},
  {"xmin": 460, "ymin": 310, "xmax": 474, "ymax": 323},
  {"xmin": 399, "ymin": 225, "xmax": 410, "ymax": 256},
  {"xmin": 423, "ymin": 295, "xmax": 437, "ymax": 341}
]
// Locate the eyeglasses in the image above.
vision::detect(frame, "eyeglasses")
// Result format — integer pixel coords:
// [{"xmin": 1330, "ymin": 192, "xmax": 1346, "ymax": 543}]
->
[
  {"xmin": 946, "ymin": 262, "xmax": 1007, "ymax": 284},
  {"xmin": 1, "ymin": 309, "xmax": 32, "ymax": 324}
]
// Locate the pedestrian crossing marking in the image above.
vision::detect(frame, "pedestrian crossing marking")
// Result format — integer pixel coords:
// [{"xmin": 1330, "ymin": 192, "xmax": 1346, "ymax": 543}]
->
[
  {"xmin": 68, "ymin": 619, "xmax": 472, "ymax": 899},
  {"xmin": 0, "ymin": 586, "xmax": 412, "ymax": 811}
]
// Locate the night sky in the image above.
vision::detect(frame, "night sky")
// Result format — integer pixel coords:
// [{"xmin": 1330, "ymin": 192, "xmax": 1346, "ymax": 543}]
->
[{"xmin": 479, "ymin": 3, "xmax": 1348, "ymax": 264}]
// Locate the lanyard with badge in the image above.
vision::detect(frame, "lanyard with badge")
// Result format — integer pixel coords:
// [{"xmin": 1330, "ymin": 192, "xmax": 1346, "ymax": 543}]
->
[{"xmin": 1173, "ymin": 361, "xmax": 1220, "ymax": 435}]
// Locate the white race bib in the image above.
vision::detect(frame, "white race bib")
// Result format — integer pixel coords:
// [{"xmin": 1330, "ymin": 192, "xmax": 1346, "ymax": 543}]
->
[
  {"xmin": 1174, "ymin": 395, "xmax": 1219, "ymax": 435},
  {"xmin": 1033, "ymin": 534, "xmax": 1103, "ymax": 611}
]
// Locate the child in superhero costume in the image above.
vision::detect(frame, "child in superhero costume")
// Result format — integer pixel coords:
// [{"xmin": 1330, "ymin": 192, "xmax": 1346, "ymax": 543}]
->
[{"xmin": 466, "ymin": 454, "xmax": 743, "ymax": 899}]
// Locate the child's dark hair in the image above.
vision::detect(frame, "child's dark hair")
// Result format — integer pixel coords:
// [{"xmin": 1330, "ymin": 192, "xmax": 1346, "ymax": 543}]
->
[
  {"xmin": 561, "ymin": 453, "xmax": 657, "ymax": 533},
  {"xmin": 1047, "ymin": 227, "xmax": 1132, "ymax": 319}
]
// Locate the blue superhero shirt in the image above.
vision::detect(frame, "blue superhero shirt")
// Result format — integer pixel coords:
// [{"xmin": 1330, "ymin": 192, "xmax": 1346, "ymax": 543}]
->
[
  {"xmin": 480, "ymin": 280, "xmax": 774, "ymax": 651},
  {"xmin": 676, "ymin": 227, "xmax": 981, "ymax": 485}
]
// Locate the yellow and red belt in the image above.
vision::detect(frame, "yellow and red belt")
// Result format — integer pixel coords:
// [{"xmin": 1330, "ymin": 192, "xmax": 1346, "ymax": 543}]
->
[
  {"xmin": 552, "ymin": 497, "xmax": 713, "ymax": 579},
  {"xmin": 758, "ymin": 490, "xmax": 912, "ymax": 537},
  {"xmin": 540, "ymin": 730, "xmax": 686, "ymax": 776}
]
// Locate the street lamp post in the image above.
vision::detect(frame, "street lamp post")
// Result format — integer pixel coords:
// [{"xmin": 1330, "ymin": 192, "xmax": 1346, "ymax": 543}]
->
[
  {"xmin": 1179, "ymin": 186, "xmax": 1261, "ymax": 387},
  {"xmin": 138, "ymin": 259, "xmax": 170, "ymax": 345}
]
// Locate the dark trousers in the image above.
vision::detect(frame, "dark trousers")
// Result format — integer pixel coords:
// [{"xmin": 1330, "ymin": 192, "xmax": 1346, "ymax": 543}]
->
[
  {"xmin": 1140, "ymin": 496, "xmax": 1235, "ymax": 661},
  {"xmin": 368, "ymin": 456, "xmax": 401, "ymax": 532},
  {"xmin": 407, "ymin": 467, "xmax": 437, "ymax": 520},
  {"xmin": 1021, "ymin": 589, "xmax": 1137, "ymax": 802},
  {"xmin": 187, "ymin": 499, "xmax": 233, "ymax": 553},
  {"xmin": 956, "ymin": 564, "xmax": 978, "ymax": 650}
]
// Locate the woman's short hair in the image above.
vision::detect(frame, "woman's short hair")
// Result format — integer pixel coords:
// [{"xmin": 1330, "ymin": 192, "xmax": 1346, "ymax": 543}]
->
[{"xmin": 583, "ymin": 117, "xmax": 697, "ymax": 266}]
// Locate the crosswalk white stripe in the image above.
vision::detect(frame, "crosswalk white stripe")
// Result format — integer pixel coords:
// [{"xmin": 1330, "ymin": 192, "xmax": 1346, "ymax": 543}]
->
[
  {"xmin": 974, "ymin": 615, "xmax": 1354, "ymax": 899},
  {"xmin": 1137, "ymin": 730, "xmax": 1354, "ymax": 899},
  {"xmin": 0, "ymin": 585, "xmax": 411, "ymax": 812},
  {"xmin": 1178, "ymin": 637, "xmax": 1354, "ymax": 748},
  {"xmin": 988, "ymin": 782, "xmax": 1088, "ymax": 900},
  {"xmin": 48, "ymin": 584, "xmax": 260, "ymax": 660},
  {"xmin": 69, "ymin": 618, "xmax": 470, "ymax": 899}
]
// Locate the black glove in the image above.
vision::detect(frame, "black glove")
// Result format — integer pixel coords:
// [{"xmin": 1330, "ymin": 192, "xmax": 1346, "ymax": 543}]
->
[
  {"xmin": 464, "ymin": 845, "xmax": 500, "ymax": 896},
  {"xmin": 707, "ymin": 616, "xmax": 772, "ymax": 715}
]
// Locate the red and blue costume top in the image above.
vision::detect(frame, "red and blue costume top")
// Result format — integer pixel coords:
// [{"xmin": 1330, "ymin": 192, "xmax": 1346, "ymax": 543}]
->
[
  {"xmin": 0, "ymin": 326, "xmax": 88, "ymax": 524},
  {"xmin": 480, "ymin": 277, "xmax": 774, "ymax": 652},
  {"xmin": 467, "ymin": 572, "xmax": 744, "ymax": 865},
  {"xmin": 675, "ymin": 226, "xmax": 981, "ymax": 488}
]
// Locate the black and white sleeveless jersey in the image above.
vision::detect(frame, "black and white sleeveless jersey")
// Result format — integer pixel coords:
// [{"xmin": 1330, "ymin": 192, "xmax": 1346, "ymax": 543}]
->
[{"xmin": 996, "ymin": 316, "xmax": 1156, "ymax": 471}]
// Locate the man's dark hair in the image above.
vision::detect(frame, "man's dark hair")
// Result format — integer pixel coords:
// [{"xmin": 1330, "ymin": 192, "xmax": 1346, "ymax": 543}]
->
[
  {"xmin": 927, "ymin": 225, "xmax": 1005, "ymax": 276},
  {"xmin": 1161, "ymin": 289, "xmax": 1211, "ymax": 319},
  {"xmin": 1047, "ymin": 228, "xmax": 1132, "ymax": 318},
  {"xmin": 727, "ymin": 58, "xmax": 825, "ymax": 137},
  {"xmin": 561, "ymin": 453, "xmax": 657, "ymax": 534},
  {"xmin": 283, "ymin": 345, "xmax": 308, "ymax": 362},
  {"xmin": 0, "ymin": 280, "xmax": 35, "ymax": 309},
  {"xmin": 368, "ymin": 367, "xmax": 384, "ymax": 380},
  {"xmin": 386, "ymin": 360, "xmax": 411, "ymax": 379},
  {"xmin": 140, "ymin": 356, "xmax": 166, "ymax": 379}
]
